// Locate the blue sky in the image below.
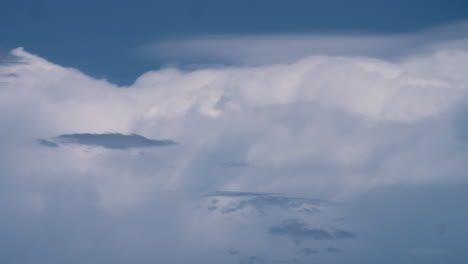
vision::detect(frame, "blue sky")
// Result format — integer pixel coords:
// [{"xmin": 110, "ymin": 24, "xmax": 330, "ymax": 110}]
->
[
  {"xmin": 1, "ymin": 0, "xmax": 467, "ymax": 84},
  {"xmin": 1, "ymin": 1, "xmax": 468, "ymax": 264}
]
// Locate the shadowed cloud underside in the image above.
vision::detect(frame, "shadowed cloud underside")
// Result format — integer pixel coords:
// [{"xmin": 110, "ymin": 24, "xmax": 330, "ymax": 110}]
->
[
  {"xmin": 205, "ymin": 191, "xmax": 325, "ymax": 214},
  {"xmin": 39, "ymin": 133, "xmax": 176, "ymax": 149},
  {"xmin": 269, "ymin": 219, "xmax": 356, "ymax": 244}
]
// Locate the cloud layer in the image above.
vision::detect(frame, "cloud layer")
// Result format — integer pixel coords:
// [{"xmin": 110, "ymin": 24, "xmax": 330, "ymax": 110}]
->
[
  {"xmin": 2, "ymin": 36, "xmax": 468, "ymax": 209},
  {"xmin": 142, "ymin": 21, "xmax": 468, "ymax": 65},
  {"xmin": 2, "ymin": 24, "xmax": 468, "ymax": 263}
]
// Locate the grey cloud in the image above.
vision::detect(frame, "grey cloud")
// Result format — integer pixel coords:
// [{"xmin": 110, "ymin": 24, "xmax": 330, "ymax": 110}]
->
[
  {"xmin": 269, "ymin": 220, "xmax": 333, "ymax": 243},
  {"xmin": 297, "ymin": 247, "xmax": 343, "ymax": 255},
  {"xmin": 269, "ymin": 219, "xmax": 355, "ymax": 244},
  {"xmin": 0, "ymin": 52, "xmax": 21, "ymax": 85},
  {"xmin": 37, "ymin": 139, "xmax": 59, "ymax": 148},
  {"xmin": 221, "ymin": 196, "xmax": 321, "ymax": 215},
  {"xmin": 0, "ymin": 73, "xmax": 17, "ymax": 78},
  {"xmin": 206, "ymin": 191, "xmax": 325, "ymax": 215},
  {"xmin": 0, "ymin": 50, "xmax": 23, "ymax": 65},
  {"xmin": 297, "ymin": 248, "xmax": 319, "ymax": 255},
  {"xmin": 324, "ymin": 247, "xmax": 342, "ymax": 254},
  {"xmin": 333, "ymin": 229, "xmax": 356, "ymax": 239},
  {"xmin": 227, "ymin": 250, "xmax": 239, "ymax": 256},
  {"xmin": 51, "ymin": 133, "xmax": 176, "ymax": 149},
  {"xmin": 206, "ymin": 191, "xmax": 280, "ymax": 197},
  {"xmin": 207, "ymin": 206, "xmax": 218, "ymax": 211}
]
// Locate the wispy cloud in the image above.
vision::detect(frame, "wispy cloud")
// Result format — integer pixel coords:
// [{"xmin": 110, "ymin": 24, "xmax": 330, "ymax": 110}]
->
[
  {"xmin": 38, "ymin": 133, "xmax": 176, "ymax": 149},
  {"xmin": 36, "ymin": 139, "xmax": 58, "ymax": 148},
  {"xmin": 205, "ymin": 191, "xmax": 325, "ymax": 214},
  {"xmin": 296, "ymin": 248, "xmax": 319, "ymax": 255},
  {"xmin": 269, "ymin": 219, "xmax": 355, "ymax": 244},
  {"xmin": 324, "ymin": 247, "xmax": 342, "ymax": 254},
  {"xmin": 141, "ymin": 21, "xmax": 468, "ymax": 65}
]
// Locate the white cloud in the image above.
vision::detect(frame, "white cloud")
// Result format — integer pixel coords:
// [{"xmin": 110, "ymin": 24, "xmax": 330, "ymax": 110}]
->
[
  {"xmin": 2, "ymin": 25, "xmax": 468, "ymax": 263},
  {"xmin": 2, "ymin": 38, "xmax": 468, "ymax": 211}
]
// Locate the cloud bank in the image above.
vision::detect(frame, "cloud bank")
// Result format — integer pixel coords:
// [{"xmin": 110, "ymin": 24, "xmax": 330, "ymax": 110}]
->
[
  {"xmin": 2, "ymin": 32, "xmax": 468, "ymax": 205},
  {"xmin": 2, "ymin": 23, "xmax": 468, "ymax": 263}
]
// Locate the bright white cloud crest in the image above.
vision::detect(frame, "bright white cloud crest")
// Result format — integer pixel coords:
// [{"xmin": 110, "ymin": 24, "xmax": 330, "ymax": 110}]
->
[
  {"xmin": 2, "ymin": 29, "xmax": 468, "ymax": 263},
  {"xmin": 1, "ymin": 43, "xmax": 468, "ymax": 210}
]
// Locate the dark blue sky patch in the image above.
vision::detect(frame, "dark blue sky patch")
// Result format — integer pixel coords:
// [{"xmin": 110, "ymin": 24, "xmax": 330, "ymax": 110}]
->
[
  {"xmin": 54, "ymin": 133, "xmax": 176, "ymax": 149},
  {"xmin": 1, "ymin": 0, "xmax": 467, "ymax": 85}
]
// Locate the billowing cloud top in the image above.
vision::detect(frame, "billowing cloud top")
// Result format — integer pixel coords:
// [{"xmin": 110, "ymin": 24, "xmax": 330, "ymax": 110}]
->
[{"xmin": 2, "ymin": 24, "xmax": 468, "ymax": 263}]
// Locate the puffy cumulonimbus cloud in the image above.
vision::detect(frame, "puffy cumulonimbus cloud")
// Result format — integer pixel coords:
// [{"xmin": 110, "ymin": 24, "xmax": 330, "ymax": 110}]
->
[
  {"xmin": 1, "ymin": 32, "xmax": 468, "ymax": 210},
  {"xmin": 2, "ymin": 26, "xmax": 468, "ymax": 264},
  {"xmin": 41, "ymin": 133, "xmax": 176, "ymax": 149}
]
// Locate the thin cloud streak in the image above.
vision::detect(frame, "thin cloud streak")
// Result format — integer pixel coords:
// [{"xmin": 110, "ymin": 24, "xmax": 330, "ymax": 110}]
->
[
  {"xmin": 38, "ymin": 133, "xmax": 177, "ymax": 150},
  {"xmin": 141, "ymin": 20, "xmax": 468, "ymax": 66}
]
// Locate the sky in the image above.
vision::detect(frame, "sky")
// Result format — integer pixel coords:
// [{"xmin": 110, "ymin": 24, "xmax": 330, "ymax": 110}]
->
[
  {"xmin": 1, "ymin": 1, "xmax": 468, "ymax": 263},
  {"xmin": 1, "ymin": 0, "xmax": 468, "ymax": 84}
]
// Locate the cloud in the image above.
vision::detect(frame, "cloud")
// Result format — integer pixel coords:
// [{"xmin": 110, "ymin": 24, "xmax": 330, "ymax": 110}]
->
[
  {"xmin": 227, "ymin": 249, "xmax": 239, "ymax": 256},
  {"xmin": 37, "ymin": 139, "xmax": 58, "ymax": 148},
  {"xmin": 324, "ymin": 247, "xmax": 342, "ymax": 254},
  {"xmin": 296, "ymin": 248, "xmax": 319, "ymax": 255},
  {"xmin": 2, "ymin": 25, "xmax": 468, "ymax": 263},
  {"xmin": 269, "ymin": 219, "xmax": 355, "ymax": 244},
  {"xmin": 2, "ymin": 39, "xmax": 468, "ymax": 208},
  {"xmin": 2, "ymin": 29, "xmax": 468, "ymax": 210},
  {"xmin": 206, "ymin": 191, "xmax": 280, "ymax": 197},
  {"xmin": 205, "ymin": 191, "xmax": 325, "ymax": 214},
  {"xmin": 141, "ymin": 21, "xmax": 468, "ymax": 65},
  {"xmin": 297, "ymin": 247, "xmax": 342, "ymax": 256},
  {"xmin": 269, "ymin": 219, "xmax": 333, "ymax": 242},
  {"xmin": 333, "ymin": 229, "xmax": 356, "ymax": 239},
  {"xmin": 50, "ymin": 133, "xmax": 176, "ymax": 149}
]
